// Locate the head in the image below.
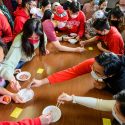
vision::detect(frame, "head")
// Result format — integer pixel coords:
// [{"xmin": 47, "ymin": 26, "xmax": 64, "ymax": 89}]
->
[
  {"xmin": 98, "ymin": 0, "xmax": 108, "ymax": 10},
  {"xmin": 52, "ymin": 2, "xmax": 61, "ymax": 11},
  {"xmin": 22, "ymin": 18, "xmax": 46, "ymax": 57},
  {"xmin": 68, "ymin": 1, "xmax": 80, "ymax": 17},
  {"xmin": 0, "ymin": 40, "xmax": 7, "ymax": 63},
  {"xmin": 110, "ymin": 6, "xmax": 124, "ymax": 28},
  {"xmin": 22, "ymin": 0, "xmax": 35, "ymax": 12},
  {"xmin": 93, "ymin": 18, "xmax": 110, "ymax": 36},
  {"xmin": 53, "ymin": 5, "xmax": 68, "ymax": 26},
  {"xmin": 41, "ymin": 0, "xmax": 51, "ymax": 12},
  {"xmin": 42, "ymin": 9, "xmax": 53, "ymax": 22},
  {"xmin": 91, "ymin": 52, "xmax": 122, "ymax": 82},
  {"xmin": 113, "ymin": 90, "xmax": 125, "ymax": 124}
]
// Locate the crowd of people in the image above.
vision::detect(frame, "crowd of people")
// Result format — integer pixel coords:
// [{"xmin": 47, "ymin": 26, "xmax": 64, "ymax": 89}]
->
[{"xmin": 0, "ymin": 0, "xmax": 125, "ymax": 125}]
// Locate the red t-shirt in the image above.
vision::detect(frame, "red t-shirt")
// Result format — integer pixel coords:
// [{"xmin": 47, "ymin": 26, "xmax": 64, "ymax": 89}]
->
[
  {"xmin": 65, "ymin": 10, "xmax": 86, "ymax": 38},
  {"xmin": 48, "ymin": 58, "xmax": 95, "ymax": 84},
  {"xmin": 42, "ymin": 20, "xmax": 57, "ymax": 42},
  {"xmin": 0, "ymin": 118, "xmax": 41, "ymax": 125},
  {"xmin": 96, "ymin": 26, "xmax": 124, "ymax": 54}
]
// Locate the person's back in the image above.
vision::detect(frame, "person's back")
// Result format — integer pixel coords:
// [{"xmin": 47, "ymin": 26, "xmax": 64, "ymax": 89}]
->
[{"xmin": 13, "ymin": 7, "xmax": 30, "ymax": 39}]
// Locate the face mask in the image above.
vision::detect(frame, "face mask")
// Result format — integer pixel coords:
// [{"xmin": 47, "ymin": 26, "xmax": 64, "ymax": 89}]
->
[
  {"xmin": 91, "ymin": 70, "xmax": 105, "ymax": 82},
  {"xmin": 112, "ymin": 108, "xmax": 123, "ymax": 125},
  {"xmin": 28, "ymin": 38, "xmax": 39, "ymax": 45},
  {"xmin": 58, "ymin": 22, "xmax": 66, "ymax": 29}
]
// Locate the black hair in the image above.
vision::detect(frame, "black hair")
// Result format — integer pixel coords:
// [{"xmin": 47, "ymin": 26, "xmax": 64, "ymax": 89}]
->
[
  {"xmin": 98, "ymin": 0, "xmax": 107, "ymax": 6},
  {"xmin": 22, "ymin": 0, "xmax": 34, "ymax": 8},
  {"xmin": 110, "ymin": 6, "xmax": 124, "ymax": 19},
  {"xmin": 22, "ymin": 18, "xmax": 46, "ymax": 57},
  {"xmin": 69, "ymin": 1, "xmax": 80, "ymax": 13},
  {"xmin": 41, "ymin": 9, "xmax": 53, "ymax": 22},
  {"xmin": 40, "ymin": 0, "xmax": 50, "ymax": 8},
  {"xmin": 0, "ymin": 40, "xmax": 8, "ymax": 56},
  {"xmin": 93, "ymin": 18, "xmax": 110, "ymax": 31},
  {"xmin": 113, "ymin": 90, "xmax": 125, "ymax": 117},
  {"xmin": 95, "ymin": 52, "xmax": 123, "ymax": 76}
]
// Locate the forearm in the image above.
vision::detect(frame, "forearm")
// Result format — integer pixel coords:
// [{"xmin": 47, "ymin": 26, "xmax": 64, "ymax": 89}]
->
[
  {"xmin": 40, "ymin": 78, "xmax": 50, "ymax": 86},
  {"xmin": 72, "ymin": 96, "xmax": 116, "ymax": 111},
  {"xmin": 98, "ymin": 46, "xmax": 110, "ymax": 53},
  {"xmin": 0, "ymin": 87, "xmax": 13, "ymax": 96},
  {"xmin": 85, "ymin": 36, "xmax": 97, "ymax": 44}
]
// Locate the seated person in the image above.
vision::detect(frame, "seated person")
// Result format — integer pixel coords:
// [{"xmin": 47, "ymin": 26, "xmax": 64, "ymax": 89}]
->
[
  {"xmin": 98, "ymin": 0, "xmax": 108, "ymax": 11},
  {"xmin": 0, "ymin": 18, "xmax": 47, "ymax": 91},
  {"xmin": 85, "ymin": 10, "xmax": 106, "ymax": 39},
  {"xmin": 82, "ymin": 0, "xmax": 98, "ymax": 20},
  {"xmin": 0, "ymin": 9, "xmax": 12, "ymax": 44},
  {"xmin": 0, "ymin": 113, "xmax": 52, "ymax": 125},
  {"xmin": 42, "ymin": 9, "xmax": 84, "ymax": 53},
  {"xmin": 57, "ymin": 90, "xmax": 125, "ymax": 125},
  {"xmin": 31, "ymin": 52, "xmax": 125, "ymax": 94},
  {"xmin": 80, "ymin": 18, "xmax": 124, "ymax": 55},
  {"xmin": 13, "ymin": 0, "xmax": 34, "ymax": 39},
  {"xmin": 0, "ymin": 41, "xmax": 23, "ymax": 104},
  {"xmin": 65, "ymin": 1, "xmax": 86, "ymax": 41},
  {"xmin": 109, "ymin": 6, "xmax": 124, "ymax": 31}
]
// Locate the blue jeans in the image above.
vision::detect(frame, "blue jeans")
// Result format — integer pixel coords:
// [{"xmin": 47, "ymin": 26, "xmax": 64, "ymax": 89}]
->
[{"xmin": 16, "ymin": 61, "xmax": 25, "ymax": 69}]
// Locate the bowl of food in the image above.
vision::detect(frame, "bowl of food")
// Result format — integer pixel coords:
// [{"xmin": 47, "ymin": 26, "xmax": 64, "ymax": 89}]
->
[
  {"xmin": 68, "ymin": 39, "xmax": 77, "ymax": 44},
  {"xmin": 3, "ymin": 95, "xmax": 11, "ymax": 104},
  {"xmin": 16, "ymin": 71, "xmax": 31, "ymax": 81},
  {"xmin": 42, "ymin": 105, "xmax": 61, "ymax": 123},
  {"xmin": 70, "ymin": 33, "xmax": 77, "ymax": 37},
  {"xmin": 61, "ymin": 35, "xmax": 69, "ymax": 41},
  {"xmin": 17, "ymin": 88, "xmax": 34, "ymax": 103}
]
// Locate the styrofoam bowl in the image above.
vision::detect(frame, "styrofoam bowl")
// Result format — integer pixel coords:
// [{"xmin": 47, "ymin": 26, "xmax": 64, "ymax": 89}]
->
[
  {"xmin": 17, "ymin": 88, "xmax": 34, "ymax": 103},
  {"xmin": 70, "ymin": 33, "xmax": 77, "ymax": 37},
  {"xmin": 68, "ymin": 39, "xmax": 77, "ymax": 44},
  {"xmin": 16, "ymin": 71, "xmax": 31, "ymax": 81},
  {"xmin": 42, "ymin": 105, "xmax": 61, "ymax": 123}
]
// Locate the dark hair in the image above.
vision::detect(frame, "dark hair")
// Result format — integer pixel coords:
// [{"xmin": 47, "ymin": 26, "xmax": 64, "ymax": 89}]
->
[
  {"xmin": 95, "ymin": 52, "xmax": 122, "ymax": 76},
  {"xmin": 22, "ymin": 18, "xmax": 46, "ymax": 57},
  {"xmin": 41, "ymin": 0, "xmax": 50, "ymax": 8},
  {"xmin": 22, "ymin": 0, "xmax": 34, "ymax": 7},
  {"xmin": 98, "ymin": 0, "xmax": 107, "ymax": 6},
  {"xmin": 93, "ymin": 18, "xmax": 110, "ymax": 31},
  {"xmin": 41, "ymin": 9, "xmax": 53, "ymax": 22},
  {"xmin": 110, "ymin": 6, "xmax": 124, "ymax": 19},
  {"xmin": 113, "ymin": 90, "xmax": 125, "ymax": 117},
  {"xmin": 0, "ymin": 40, "xmax": 8, "ymax": 56},
  {"xmin": 69, "ymin": 1, "xmax": 80, "ymax": 13}
]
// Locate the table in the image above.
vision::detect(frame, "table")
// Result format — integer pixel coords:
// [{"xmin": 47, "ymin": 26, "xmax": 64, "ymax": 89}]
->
[{"xmin": 0, "ymin": 41, "xmax": 113, "ymax": 125}]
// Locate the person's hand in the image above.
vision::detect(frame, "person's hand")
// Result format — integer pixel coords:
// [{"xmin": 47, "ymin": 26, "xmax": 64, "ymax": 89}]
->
[
  {"xmin": 75, "ymin": 47, "xmax": 86, "ymax": 53},
  {"xmin": 57, "ymin": 93, "xmax": 73, "ymax": 104},
  {"xmin": 11, "ymin": 93, "xmax": 24, "ymax": 103},
  {"xmin": 10, "ymin": 77, "xmax": 21, "ymax": 91},
  {"xmin": 0, "ymin": 95, "xmax": 11, "ymax": 104},
  {"xmin": 93, "ymin": 80, "xmax": 106, "ymax": 89},
  {"xmin": 97, "ymin": 42, "xmax": 102, "ymax": 50},
  {"xmin": 80, "ymin": 40, "xmax": 87, "ymax": 47},
  {"xmin": 76, "ymin": 36, "xmax": 80, "ymax": 41},
  {"xmin": 45, "ymin": 49, "xmax": 50, "ymax": 55},
  {"xmin": 39, "ymin": 113, "xmax": 52, "ymax": 125},
  {"xmin": 14, "ymin": 69, "xmax": 21, "ymax": 75},
  {"xmin": 30, "ymin": 78, "xmax": 43, "ymax": 88}
]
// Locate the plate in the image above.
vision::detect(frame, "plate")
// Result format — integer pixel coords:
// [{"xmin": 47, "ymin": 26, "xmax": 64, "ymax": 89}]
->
[
  {"xmin": 17, "ymin": 88, "xmax": 34, "ymax": 102},
  {"xmin": 16, "ymin": 71, "xmax": 31, "ymax": 81},
  {"xmin": 68, "ymin": 39, "xmax": 77, "ymax": 44},
  {"xmin": 42, "ymin": 105, "xmax": 61, "ymax": 123},
  {"xmin": 70, "ymin": 33, "xmax": 77, "ymax": 37}
]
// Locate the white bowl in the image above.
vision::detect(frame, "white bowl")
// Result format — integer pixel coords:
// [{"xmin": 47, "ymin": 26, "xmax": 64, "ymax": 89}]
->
[
  {"xmin": 70, "ymin": 33, "xmax": 77, "ymax": 37},
  {"xmin": 16, "ymin": 71, "xmax": 31, "ymax": 81},
  {"xmin": 68, "ymin": 39, "xmax": 77, "ymax": 44},
  {"xmin": 42, "ymin": 105, "xmax": 61, "ymax": 123},
  {"xmin": 17, "ymin": 88, "xmax": 34, "ymax": 103},
  {"xmin": 62, "ymin": 35, "xmax": 69, "ymax": 41}
]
